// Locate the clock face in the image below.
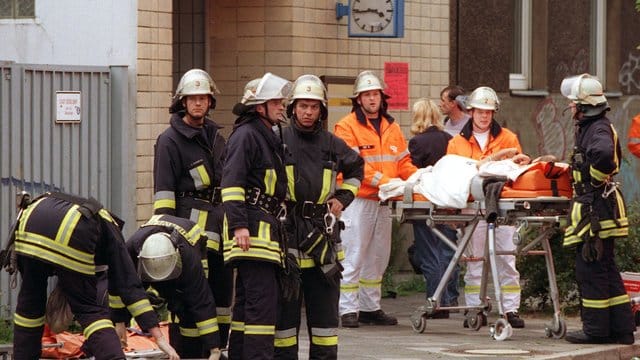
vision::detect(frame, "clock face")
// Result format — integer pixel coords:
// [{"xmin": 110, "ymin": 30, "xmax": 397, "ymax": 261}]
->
[{"xmin": 351, "ymin": 0, "xmax": 394, "ymax": 33}]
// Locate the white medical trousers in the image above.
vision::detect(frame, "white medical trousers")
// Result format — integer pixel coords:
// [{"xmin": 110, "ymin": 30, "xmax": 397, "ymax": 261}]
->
[
  {"xmin": 464, "ymin": 220, "xmax": 521, "ymax": 312},
  {"xmin": 339, "ymin": 197, "xmax": 392, "ymax": 315}
]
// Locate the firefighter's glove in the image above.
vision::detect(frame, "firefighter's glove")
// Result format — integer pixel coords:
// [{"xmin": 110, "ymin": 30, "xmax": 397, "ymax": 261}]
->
[
  {"xmin": 209, "ymin": 348, "xmax": 222, "ymax": 360},
  {"xmin": 146, "ymin": 288, "xmax": 166, "ymax": 310},
  {"xmin": 278, "ymin": 253, "xmax": 301, "ymax": 302},
  {"xmin": 319, "ymin": 261, "xmax": 344, "ymax": 287},
  {"xmin": 114, "ymin": 322, "xmax": 128, "ymax": 348},
  {"xmin": 581, "ymin": 237, "xmax": 603, "ymax": 263}
]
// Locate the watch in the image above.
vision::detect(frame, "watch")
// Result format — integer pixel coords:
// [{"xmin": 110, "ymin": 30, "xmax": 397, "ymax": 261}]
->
[{"xmin": 348, "ymin": 0, "xmax": 404, "ymax": 37}]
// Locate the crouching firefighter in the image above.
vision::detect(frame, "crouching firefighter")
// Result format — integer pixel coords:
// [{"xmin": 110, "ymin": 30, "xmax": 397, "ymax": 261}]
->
[
  {"xmin": 114, "ymin": 214, "xmax": 222, "ymax": 359},
  {"xmin": 275, "ymin": 74, "xmax": 364, "ymax": 360},
  {"xmin": 3, "ymin": 192, "xmax": 178, "ymax": 360},
  {"xmin": 560, "ymin": 74, "xmax": 635, "ymax": 345}
]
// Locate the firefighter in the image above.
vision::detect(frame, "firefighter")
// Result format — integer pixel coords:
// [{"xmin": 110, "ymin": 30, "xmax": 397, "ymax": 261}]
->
[
  {"xmin": 10, "ymin": 192, "xmax": 178, "ymax": 360},
  {"xmin": 560, "ymin": 74, "xmax": 635, "ymax": 344},
  {"xmin": 221, "ymin": 73, "xmax": 292, "ymax": 359},
  {"xmin": 334, "ymin": 71, "xmax": 417, "ymax": 327},
  {"xmin": 153, "ymin": 68, "xmax": 233, "ymax": 348},
  {"xmin": 447, "ymin": 86, "xmax": 526, "ymax": 329},
  {"xmin": 274, "ymin": 75, "xmax": 364, "ymax": 359}
]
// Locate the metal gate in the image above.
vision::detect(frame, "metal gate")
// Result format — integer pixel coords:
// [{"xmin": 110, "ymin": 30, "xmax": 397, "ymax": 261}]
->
[{"xmin": 0, "ymin": 62, "xmax": 129, "ymax": 318}]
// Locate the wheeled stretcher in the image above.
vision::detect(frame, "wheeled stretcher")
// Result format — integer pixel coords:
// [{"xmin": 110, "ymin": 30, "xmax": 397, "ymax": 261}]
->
[{"xmin": 387, "ymin": 161, "xmax": 572, "ymax": 341}]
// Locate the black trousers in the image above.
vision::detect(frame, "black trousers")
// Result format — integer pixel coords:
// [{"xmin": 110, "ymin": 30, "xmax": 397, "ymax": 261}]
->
[
  {"xmin": 14, "ymin": 256, "xmax": 124, "ymax": 360},
  {"xmin": 208, "ymin": 250, "xmax": 233, "ymax": 348},
  {"xmin": 575, "ymin": 239, "xmax": 635, "ymax": 337},
  {"xmin": 228, "ymin": 261, "xmax": 278, "ymax": 360},
  {"xmin": 275, "ymin": 266, "xmax": 339, "ymax": 360}
]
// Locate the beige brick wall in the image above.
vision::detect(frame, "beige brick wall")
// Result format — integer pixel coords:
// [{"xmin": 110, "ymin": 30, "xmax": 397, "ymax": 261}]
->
[
  {"xmin": 207, "ymin": 0, "xmax": 450, "ymax": 136},
  {"xmin": 136, "ymin": 0, "xmax": 173, "ymax": 224}
]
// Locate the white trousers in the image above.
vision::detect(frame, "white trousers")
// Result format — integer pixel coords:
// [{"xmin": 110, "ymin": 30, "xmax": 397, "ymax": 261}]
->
[
  {"xmin": 339, "ymin": 198, "xmax": 392, "ymax": 315},
  {"xmin": 463, "ymin": 220, "xmax": 521, "ymax": 313}
]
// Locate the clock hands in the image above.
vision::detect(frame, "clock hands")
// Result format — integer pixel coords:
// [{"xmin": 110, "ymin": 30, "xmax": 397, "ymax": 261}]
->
[{"xmin": 352, "ymin": 7, "xmax": 384, "ymax": 17}]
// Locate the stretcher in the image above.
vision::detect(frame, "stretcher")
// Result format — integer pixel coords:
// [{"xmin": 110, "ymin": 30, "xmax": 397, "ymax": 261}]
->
[{"xmin": 388, "ymin": 163, "xmax": 572, "ymax": 341}]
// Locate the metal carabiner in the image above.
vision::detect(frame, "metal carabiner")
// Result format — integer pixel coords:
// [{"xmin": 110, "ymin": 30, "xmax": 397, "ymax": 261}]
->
[
  {"xmin": 324, "ymin": 212, "xmax": 337, "ymax": 235},
  {"xmin": 602, "ymin": 181, "xmax": 618, "ymax": 199}
]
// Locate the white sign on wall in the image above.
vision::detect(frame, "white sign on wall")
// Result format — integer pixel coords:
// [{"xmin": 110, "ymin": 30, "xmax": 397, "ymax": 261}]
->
[{"xmin": 56, "ymin": 91, "xmax": 82, "ymax": 123}]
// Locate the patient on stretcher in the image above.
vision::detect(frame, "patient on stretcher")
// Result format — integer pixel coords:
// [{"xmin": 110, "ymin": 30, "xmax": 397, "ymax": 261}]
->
[{"xmin": 379, "ymin": 151, "xmax": 569, "ymax": 207}]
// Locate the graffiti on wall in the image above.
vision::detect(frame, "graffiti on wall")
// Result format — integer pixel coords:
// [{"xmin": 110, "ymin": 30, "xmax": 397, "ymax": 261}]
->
[
  {"xmin": 1, "ymin": 177, "xmax": 63, "ymax": 195},
  {"xmin": 619, "ymin": 51, "xmax": 640, "ymax": 93}
]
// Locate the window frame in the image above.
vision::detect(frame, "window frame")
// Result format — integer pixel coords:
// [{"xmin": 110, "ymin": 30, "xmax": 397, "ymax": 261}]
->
[{"xmin": 0, "ymin": 0, "xmax": 35, "ymax": 20}]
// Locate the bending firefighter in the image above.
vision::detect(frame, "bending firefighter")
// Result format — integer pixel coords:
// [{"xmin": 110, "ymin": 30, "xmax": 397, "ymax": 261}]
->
[
  {"xmin": 560, "ymin": 74, "xmax": 635, "ymax": 345},
  {"xmin": 8, "ymin": 192, "xmax": 178, "ymax": 360},
  {"xmin": 275, "ymin": 75, "xmax": 364, "ymax": 359}
]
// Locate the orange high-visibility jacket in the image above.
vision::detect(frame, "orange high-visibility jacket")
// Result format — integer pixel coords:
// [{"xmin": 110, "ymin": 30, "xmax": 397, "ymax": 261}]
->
[
  {"xmin": 334, "ymin": 110, "xmax": 417, "ymax": 200},
  {"xmin": 627, "ymin": 113, "xmax": 640, "ymax": 158},
  {"xmin": 447, "ymin": 120, "xmax": 522, "ymax": 160}
]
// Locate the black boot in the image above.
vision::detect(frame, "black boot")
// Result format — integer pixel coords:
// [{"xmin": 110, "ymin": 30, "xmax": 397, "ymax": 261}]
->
[
  {"xmin": 358, "ymin": 310, "xmax": 398, "ymax": 325},
  {"xmin": 565, "ymin": 330, "xmax": 613, "ymax": 344},
  {"xmin": 506, "ymin": 312, "xmax": 525, "ymax": 328}
]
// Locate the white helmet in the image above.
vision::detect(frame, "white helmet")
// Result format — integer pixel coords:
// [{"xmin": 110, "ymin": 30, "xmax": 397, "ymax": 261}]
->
[
  {"xmin": 467, "ymin": 86, "xmax": 500, "ymax": 111},
  {"xmin": 138, "ymin": 232, "xmax": 182, "ymax": 282},
  {"xmin": 351, "ymin": 70, "xmax": 387, "ymax": 98},
  {"xmin": 170, "ymin": 69, "xmax": 219, "ymax": 113},
  {"xmin": 289, "ymin": 75, "xmax": 327, "ymax": 105},
  {"xmin": 241, "ymin": 72, "xmax": 292, "ymax": 106},
  {"xmin": 560, "ymin": 73, "xmax": 607, "ymax": 106}
]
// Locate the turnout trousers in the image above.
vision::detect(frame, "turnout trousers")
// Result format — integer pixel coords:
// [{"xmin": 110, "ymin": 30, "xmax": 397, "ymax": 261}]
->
[
  {"xmin": 14, "ymin": 256, "xmax": 123, "ymax": 360},
  {"xmin": 339, "ymin": 198, "xmax": 392, "ymax": 315},
  {"xmin": 575, "ymin": 239, "xmax": 635, "ymax": 338},
  {"xmin": 275, "ymin": 267, "xmax": 340, "ymax": 359},
  {"xmin": 228, "ymin": 261, "xmax": 278, "ymax": 360}
]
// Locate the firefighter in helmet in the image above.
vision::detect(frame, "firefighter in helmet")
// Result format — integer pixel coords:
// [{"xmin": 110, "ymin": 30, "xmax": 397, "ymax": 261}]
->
[
  {"xmin": 154, "ymin": 68, "xmax": 233, "ymax": 349},
  {"xmin": 274, "ymin": 75, "xmax": 363, "ymax": 359},
  {"xmin": 221, "ymin": 73, "xmax": 292, "ymax": 359},
  {"xmin": 115, "ymin": 214, "xmax": 223, "ymax": 359},
  {"xmin": 560, "ymin": 74, "xmax": 635, "ymax": 344}
]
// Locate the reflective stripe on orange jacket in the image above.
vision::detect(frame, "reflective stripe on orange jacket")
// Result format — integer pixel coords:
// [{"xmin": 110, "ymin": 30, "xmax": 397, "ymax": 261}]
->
[
  {"xmin": 627, "ymin": 113, "xmax": 640, "ymax": 158},
  {"xmin": 334, "ymin": 109, "xmax": 417, "ymax": 200},
  {"xmin": 446, "ymin": 119, "xmax": 522, "ymax": 161}
]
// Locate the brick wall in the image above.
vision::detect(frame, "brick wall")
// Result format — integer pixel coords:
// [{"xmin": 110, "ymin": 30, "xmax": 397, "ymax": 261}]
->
[{"xmin": 136, "ymin": 0, "xmax": 173, "ymax": 224}]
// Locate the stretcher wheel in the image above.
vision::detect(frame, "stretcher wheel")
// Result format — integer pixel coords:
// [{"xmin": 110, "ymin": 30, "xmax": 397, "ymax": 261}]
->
[
  {"xmin": 491, "ymin": 318, "xmax": 513, "ymax": 341},
  {"xmin": 467, "ymin": 313, "xmax": 485, "ymax": 331},
  {"xmin": 544, "ymin": 318, "xmax": 567, "ymax": 339},
  {"xmin": 411, "ymin": 315, "xmax": 427, "ymax": 333}
]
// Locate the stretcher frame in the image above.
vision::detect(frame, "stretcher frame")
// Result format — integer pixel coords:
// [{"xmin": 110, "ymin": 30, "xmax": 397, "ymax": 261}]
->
[{"xmin": 389, "ymin": 194, "xmax": 570, "ymax": 340}]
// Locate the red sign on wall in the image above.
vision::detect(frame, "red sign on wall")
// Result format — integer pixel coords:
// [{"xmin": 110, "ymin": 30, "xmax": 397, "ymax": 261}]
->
[{"xmin": 384, "ymin": 62, "xmax": 409, "ymax": 110}]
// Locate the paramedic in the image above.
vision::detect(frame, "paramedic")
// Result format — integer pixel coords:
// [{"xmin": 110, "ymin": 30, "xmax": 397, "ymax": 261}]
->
[
  {"xmin": 446, "ymin": 86, "xmax": 525, "ymax": 328},
  {"xmin": 116, "ymin": 214, "xmax": 222, "ymax": 359},
  {"xmin": 275, "ymin": 75, "xmax": 364, "ymax": 359},
  {"xmin": 628, "ymin": 113, "xmax": 640, "ymax": 158},
  {"xmin": 221, "ymin": 73, "xmax": 292, "ymax": 359},
  {"xmin": 11, "ymin": 192, "xmax": 178, "ymax": 360},
  {"xmin": 153, "ymin": 68, "xmax": 233, "ymax": 348},
  {"xmin": 560, "ymin": 74, "xmax": 635, "ymax": 345},
  {"xmin": 439, "ymin": 85, "xmax": 470, "ymax": 136},
  {"xmin": 407, "ymin": 98, "xmax": 459, "ymax": 318},
  {"xmin": 334, "ymin": 70, "xmax": 417, "ymax": 327}
]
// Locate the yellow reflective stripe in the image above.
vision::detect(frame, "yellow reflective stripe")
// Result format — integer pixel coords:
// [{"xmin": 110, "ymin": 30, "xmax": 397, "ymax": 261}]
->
[
  {"xmin": 190, "ymin": 164, "xmax": 211, "ymax": 189},
  {"xmin": 109, "ymin": 295, "xmax": 125, "ymax": 309},
  {"xmin": 317, "ymin": 168, "xmax": 332, "ymax": 203},
  {"xmin": 275, "ymin": 327, "xmax": 297, "ymax": 348},
  {"xmin": 217, "ymin": 314, "xmax": 231, "ymax": 325},
  {"xmin": 83, "ymin": 319, "xmax": 114, "ymax": 339},
  {"xmin": 202, "ymin": 259, "xmax": 209, "ymax": 277},
  {"xmin": 583, "ymin": 294, "xmax": 630, "ymax": 309},
  {"xmin": 196, "ymin": 318, "xmax": 219, "ymax": 335},
  {"xmin": 14, "ymin": 313, "xmax": 45, "ymax": 328},
  {"xmin": 312, "ymin": 335, "xmax": 338, "ymax": 346},
  {"xmin": 611, "ymin": 125, "xmax": 621, "ymax": 172},
  {"xmin": 15, "ymin": 233, "xmax": 95, "ymax": 275},
  {"xmin": 337, "ymin": 248, "xmax": 345, "ymax": 261},
  {"xmin": 180, "ymin": 326, "xmax": 200, "ymax": 337},
  {"xmin": 359, "ymin": 278, "xmax": 381, "ymax": 288},
  {"xmin": 222, "ymin": 187, "xmax": 245, "ymax": 202},
  {"xmin": 599, "ymin": 218, "xmax": 629, "ymax": 229},
  {"xmin": 191, "ymin": 209, "xmax": 208, "ymax": 235},
  {"xmin": 610, "ymin": 294, "xmax": 631, "ymax": 306},
  {"xmin": 589, "ymin": 166, "xmax": 609, "ymax": 182},
  {"xmin": 245, "ymin": 324, "xmax": 275, "ymax": 336},
  {"xmin": 224, "ymin": 248, "xmax": 282, "ymax": 263},
  {"xmin": 127, "ymin": 299, "xmax": 153, "ymax": 318},
  {"xmin": 264, "ymin": 169, "xmax": 276, "ymax": 196},
  {"xmin": 154, "ymin": 199, "xmax": 176, "ymax": 210},
  {"xmin": 501, "ymin": 285, "xmax": 521, "ymax": 293},
  {"xmin": 231, "ymin": 321, "xmax": 245, "ymax": 332},
  {"xmin": 572, "ymin": 170, "xmax": 582, "ymax": 183},
  {"xmin": 56, "ymin": 205, "xmax": 82, "ymax": 246},
  {"xmin": 298, "ymin": 257, "xmax": 315, "ymax": 268},
  {"xmin": 19, "ymin": 198, "xmax": 45, "ymax": 232},
  {"xmin": 340, "ymin": 180, "xmax": 360, "ymax": 196},
  {"xmin": 145, "ymin": 215, "xmax": 205, "ymax": 246},
  {"xmin": 464, "ymin": 285, "xmax": 480, "ymax": 294},
  {"xmin": 340, "ymin": 283, "xmax": 358, "ymax": 293},
  {"xmin": 286, "ymin": 165, "xmax": 296, "ymax": 202}
]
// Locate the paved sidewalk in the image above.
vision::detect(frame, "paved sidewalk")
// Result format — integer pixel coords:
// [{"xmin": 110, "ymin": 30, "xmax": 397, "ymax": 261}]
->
[{"xmin": 298, "ymin": 292, "xmax": 639, "ymax": 359}]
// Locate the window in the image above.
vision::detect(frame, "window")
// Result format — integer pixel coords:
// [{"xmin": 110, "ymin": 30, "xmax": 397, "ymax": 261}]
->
[
  {"xmin": 0, "ymin": 0, "xmax": 35, "ymax": 19},
  {"xmin": 509, "ymin": 0, "xmax": 531, "ymax": 90}
]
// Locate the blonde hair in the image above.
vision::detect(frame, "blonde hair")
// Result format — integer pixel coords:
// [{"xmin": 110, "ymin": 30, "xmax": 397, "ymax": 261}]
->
[{"xmin": 410, "ymin": 98, "xmax": 444, "ymax": 134}]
